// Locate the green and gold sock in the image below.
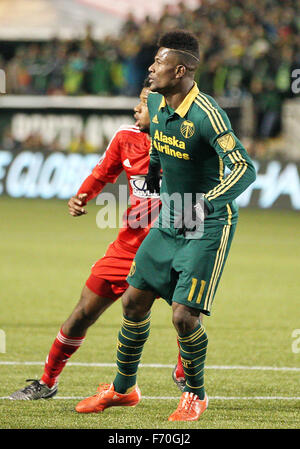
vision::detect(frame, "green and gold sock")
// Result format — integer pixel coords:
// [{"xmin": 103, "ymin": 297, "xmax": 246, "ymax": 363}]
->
[
  {"xmin": 113, "ymin": 312, "xmax": 151, "ymax": 394},
  {"xmin": 178, "ymin": 322, "xmax": 208, "ymax": 400}
]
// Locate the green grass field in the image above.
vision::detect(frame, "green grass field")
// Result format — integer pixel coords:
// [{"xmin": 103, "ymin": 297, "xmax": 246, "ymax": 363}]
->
[{"xmin": 0, "ymin": 197, "xmax": 299, "ymax": 430}]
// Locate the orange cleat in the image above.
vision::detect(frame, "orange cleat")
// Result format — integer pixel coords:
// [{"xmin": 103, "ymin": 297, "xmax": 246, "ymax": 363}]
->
[
  {"xmin": 168, "ymin": 392, "xmax": 208, "ymax": 421},
  {"xmin": 75, "ymin": 383, "xmax": 141, "ymax": 413}
]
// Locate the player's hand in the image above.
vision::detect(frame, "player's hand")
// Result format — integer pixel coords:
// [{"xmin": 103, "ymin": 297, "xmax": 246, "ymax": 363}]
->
[
  {"xmin": 175, "ymin": 201, "xmax": 208, "ymax": 237},
  {"xmin": 145, "ymin": 165, "xmax": 161, "ymax": 194},
  {"xmin": 68, "ymin": 193, "xmax": 88, "ymax": 217}
]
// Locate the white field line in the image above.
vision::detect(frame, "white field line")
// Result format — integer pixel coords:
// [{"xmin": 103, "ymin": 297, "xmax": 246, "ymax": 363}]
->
[
  {"xmin": 1, "ymin": 361, "xmax": 299, "ymax": 401},
  {"xmin": 1, "ymin": 395, "xmax": 300, "ymax": 401},
  {"xmin": 0, "ymin": 361, "xmax": 299, "ymax": 372}
]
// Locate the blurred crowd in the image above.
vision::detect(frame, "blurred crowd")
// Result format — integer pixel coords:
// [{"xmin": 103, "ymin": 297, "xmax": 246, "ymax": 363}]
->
[{"xmin": 1, "ymin": 0, "xmax": 300, "ymax": 140}]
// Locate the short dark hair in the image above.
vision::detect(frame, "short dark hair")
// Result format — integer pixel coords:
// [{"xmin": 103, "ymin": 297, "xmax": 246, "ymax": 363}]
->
[{"xmin": 158, "ymin": 30, "xmax": 200, "ymax": 67}]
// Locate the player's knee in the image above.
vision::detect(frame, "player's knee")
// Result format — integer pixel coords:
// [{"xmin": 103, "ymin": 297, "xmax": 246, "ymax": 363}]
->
[
  {"xmin": 172, "ymin": 311, "xmax": 187, "ymax": 335},
  {"xmin": 67, "ymin": 305, "xmax": 92, "ymax": 329},
  {"xmin": 122, "ymin": 287, "xmax": 152, "ymax": 320},
  {"xmin": 72, "ymin": 293, "xmax": 101, "ymax": 325},
  {"xmin": 62, "ymin": 306, "xmax": 92, "ymax": 337},
  {"xmin": 122, "ymin": 293, "xmax": 141, "ymax": 319},
  {"xmin": 172, "ymin": 305, "xmax": 198, "ymax": 335}
]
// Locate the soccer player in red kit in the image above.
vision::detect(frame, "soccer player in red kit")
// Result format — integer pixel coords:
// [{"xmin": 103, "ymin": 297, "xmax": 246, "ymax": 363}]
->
[{"xmin": 10, "ymin": 81, "xmax": 184, "ymax": 400}]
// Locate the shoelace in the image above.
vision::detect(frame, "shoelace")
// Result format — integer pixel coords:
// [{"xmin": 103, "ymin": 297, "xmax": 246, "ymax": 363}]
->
[
  {"xmin": 23, "ymin": 379, "xmax": 42, "ymax": 393},
  {"xmin": 93, "ymin": 383, "xmax": 111, "ymax": 397},
  {"xmin": 179, "ymin": 392, "xmax": 197, "ymax": 413}
]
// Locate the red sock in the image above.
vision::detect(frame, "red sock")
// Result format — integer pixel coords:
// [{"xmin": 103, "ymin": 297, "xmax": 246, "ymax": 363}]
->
[
  {"xmin": 41, "ymin": 328, "xmax": 85, "ymax": 387},
  {"xmin": 175, "ymin": 337, "xmax": 185, "ymax": 379}
]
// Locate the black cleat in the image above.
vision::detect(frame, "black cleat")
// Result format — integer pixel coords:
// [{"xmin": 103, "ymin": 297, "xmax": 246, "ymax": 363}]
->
[
  {"xmin": 172, "ymin": 365, "xmax": 186, "ymax": 392},
  {"xmin": 9, "ymin": 379, "xmax": 58, "ymax": 400}
]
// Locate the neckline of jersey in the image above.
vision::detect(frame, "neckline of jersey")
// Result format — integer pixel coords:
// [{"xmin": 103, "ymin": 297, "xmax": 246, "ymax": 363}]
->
[{"xmin": 158, "ymin": 82, "xmax": 200, "ymax": 118}]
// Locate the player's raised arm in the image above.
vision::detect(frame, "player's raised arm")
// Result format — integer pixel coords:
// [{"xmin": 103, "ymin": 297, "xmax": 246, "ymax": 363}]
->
[{"xmin": 201, "ymin": 113, "xmax": 256, "ymax": 214}]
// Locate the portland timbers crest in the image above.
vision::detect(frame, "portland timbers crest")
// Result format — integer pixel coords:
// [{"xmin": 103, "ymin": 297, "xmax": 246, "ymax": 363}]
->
[
  {"xmin": 180, "ymin": 120, "xmax": 195, "ymax": 139},
  {"xmin": 217, "ymin": 132, "xmax": 236, "ymax": 151},
  {"xmin": 128, "ymin": 260, "xmax": 136, "ymax": 276}
]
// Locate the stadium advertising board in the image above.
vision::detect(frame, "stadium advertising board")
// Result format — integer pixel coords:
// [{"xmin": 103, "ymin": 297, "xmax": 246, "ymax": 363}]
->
[
  {"xmin": 0, "ymin": 96, "xmax": 242, "ymax": 155},
  {"xmin": 0, "ymin": 149, "xmax": 299, "ymax": 211},
  {"xmin": 0, "ymin": 101, "xmax": 299, "ymax": 210},
  {"xmin": 0, "ymin": 109, "xmax": 134, "ymax": 154}
]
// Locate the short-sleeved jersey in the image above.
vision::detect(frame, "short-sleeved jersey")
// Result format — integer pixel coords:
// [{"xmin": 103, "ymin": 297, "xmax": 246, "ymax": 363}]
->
[
  {"xmin": 92, "ymin": 125, "xmax": 160, "ymax": 249},
  {"xmin": 147, "ymin": 82, "xmax": 256, "ymax": 228}
]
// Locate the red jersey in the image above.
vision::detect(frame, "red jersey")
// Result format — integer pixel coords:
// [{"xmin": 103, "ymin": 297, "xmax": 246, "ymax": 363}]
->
[{"xmin": 91, "ymin": 125, "xmax": 161, "ymax": 250}]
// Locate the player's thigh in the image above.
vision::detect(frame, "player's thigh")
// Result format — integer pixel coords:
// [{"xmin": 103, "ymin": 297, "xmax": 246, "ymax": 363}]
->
[{"xmin": 172, "ymin": 224, "xmax": 236, "ymax": 316}]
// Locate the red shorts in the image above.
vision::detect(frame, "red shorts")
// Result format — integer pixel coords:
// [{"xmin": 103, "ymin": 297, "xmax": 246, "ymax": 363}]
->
[{"xmin": 85, "ymin": 239, "xmax": 137, "ymax": 301}]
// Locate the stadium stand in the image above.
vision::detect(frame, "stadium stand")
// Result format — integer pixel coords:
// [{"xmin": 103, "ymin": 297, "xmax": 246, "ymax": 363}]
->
[{"xmin": 0, "ymin": 0, "xmax": 300, "ymax": 154}]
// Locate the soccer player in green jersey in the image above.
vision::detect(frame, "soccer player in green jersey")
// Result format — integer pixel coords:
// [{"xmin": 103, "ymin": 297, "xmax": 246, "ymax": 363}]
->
[{"xmin": 75, "ymin": 30, "xmax": 256, "ymax": 421}]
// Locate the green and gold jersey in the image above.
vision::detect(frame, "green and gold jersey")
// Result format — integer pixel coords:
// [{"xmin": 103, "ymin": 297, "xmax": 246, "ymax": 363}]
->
[{"xmin": 147, "ymin": 82, "xmax": 256, "ymax": 228}]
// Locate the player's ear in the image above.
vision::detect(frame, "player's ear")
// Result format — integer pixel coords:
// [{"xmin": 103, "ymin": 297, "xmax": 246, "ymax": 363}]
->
[{"xmin": 175, "ymin": 65, "xmax": 186, "ymax": 79}]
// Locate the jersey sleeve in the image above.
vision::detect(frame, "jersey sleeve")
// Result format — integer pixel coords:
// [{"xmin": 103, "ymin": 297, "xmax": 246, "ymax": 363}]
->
[
  {"xmin": 147, "ymin": 93, "xmax": 162, "ymax": 171},
  {"xmin": 200, "ymin": 111, "xmax": 256, "ymax": 214},
  {"xmin": 149, "ymin": 139, "xmax": 161, "ymax": 170},
  {"xmin": 92, "ymin": 130, "xmax": 124, "ymax": 183},
  {"xmin": 77, "ymin": 174, "xmax": 106, "ymax": 203}
]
